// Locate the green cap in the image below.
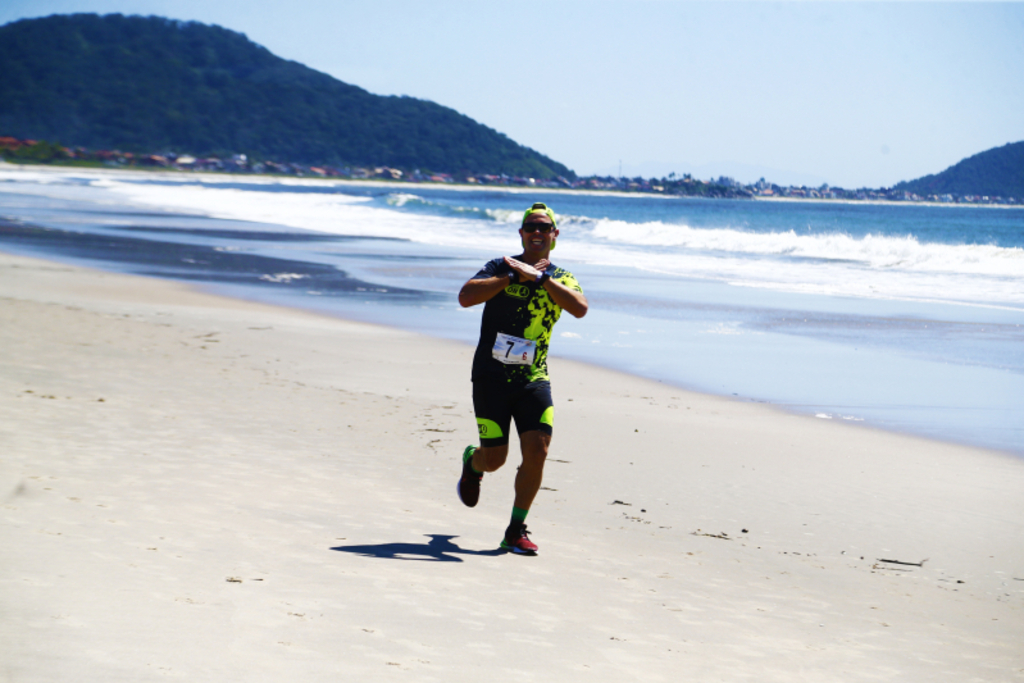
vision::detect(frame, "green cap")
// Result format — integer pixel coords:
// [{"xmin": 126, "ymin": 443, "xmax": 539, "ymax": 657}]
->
[{"xmin": 522, "ymin": 202, "xmax": 557, "ymax": 228}]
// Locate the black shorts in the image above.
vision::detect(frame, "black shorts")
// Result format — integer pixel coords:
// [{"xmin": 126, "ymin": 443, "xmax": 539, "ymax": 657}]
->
[{"xmin": 472, "ymin": 380, "xmax": 554, "ymax": 447}]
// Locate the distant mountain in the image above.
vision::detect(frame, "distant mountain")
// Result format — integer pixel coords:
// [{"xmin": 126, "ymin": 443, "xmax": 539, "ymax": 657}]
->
[
  {"xmin": 0, "ymin": 13, "xmax": 573, "ymax": 178},
  {"xmin": 894, "ymin": 141, "xmax": 1023, "ymax": 199}
]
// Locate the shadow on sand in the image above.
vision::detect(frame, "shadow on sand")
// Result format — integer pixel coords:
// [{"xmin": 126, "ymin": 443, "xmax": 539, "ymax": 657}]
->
[{"xmin": 331, "ymin": 534, "xmax": 506, "ymax": 562}]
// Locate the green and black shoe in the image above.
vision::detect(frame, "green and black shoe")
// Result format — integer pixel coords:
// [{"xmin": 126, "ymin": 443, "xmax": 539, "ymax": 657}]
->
[{"xmin": 456, "ymin": 445, "xmax": 482, "ymax": 508}]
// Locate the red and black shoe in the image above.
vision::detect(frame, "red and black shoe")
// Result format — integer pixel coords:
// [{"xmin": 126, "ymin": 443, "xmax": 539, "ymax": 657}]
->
[
  {"xmin": 501, "ymin": 523, "xmax": 538, "ymax": 555},
  {"xmin": 456, "ymin": 445, "xmax": 482, "ymax": 508}
]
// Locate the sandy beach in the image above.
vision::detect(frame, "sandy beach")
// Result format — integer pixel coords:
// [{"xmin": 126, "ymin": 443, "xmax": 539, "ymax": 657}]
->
[{"xmin": 1, "ymin": 250, "xmax": 1022, "ymax": 682}]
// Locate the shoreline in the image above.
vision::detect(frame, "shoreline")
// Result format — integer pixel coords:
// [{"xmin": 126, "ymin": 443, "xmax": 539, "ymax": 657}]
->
[
  {"xmin": 2, "ymin": 163, "xmax": 1022, "ymax": 456},
  {"xmin": 2, "ymin": 250, "xmax": 1022, "ymax": 680},
  {"xmin": 0, "ymin": 246, "xmax": 1019, "ymax": 468},
  {"xmin": 1, "ymin": 164, "xmax": 1021, "ymax": 456},
  {"xmin": 3, "ymin": 239, "xmax": 1018, "ymax": 459}
]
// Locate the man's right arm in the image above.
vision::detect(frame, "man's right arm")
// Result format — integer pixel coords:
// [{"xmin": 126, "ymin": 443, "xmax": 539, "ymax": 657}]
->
[{"xmin": 458, "ymin": 273, "xmax": 511, "ymax": 308}]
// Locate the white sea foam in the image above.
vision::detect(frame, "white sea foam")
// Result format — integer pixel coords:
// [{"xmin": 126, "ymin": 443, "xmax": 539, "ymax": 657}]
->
[
  {"xmin": 362, "ymin": 191, "xmax": 1024, "ymax": 281},
  {"xmin": 93, "ymin": 176, "xmax": 520, "ymax": 252},
  {"xmin": 384, "ymin": 192, "xmax": 423, "ymax": 208},
  {"xmin": 4, "ymin": 168, "xmax": 1022, "ymax": 308},
  {"xmin": 259, "ymin": 273, "xmax": 308, "ymax": 283},
  {"xmin": 94, "ymin": 176, "xmax": 1024, "ymax": 307},
  {"xmin": 584, "ymin": 217, "xmax": 1024, "ymax": 276}
]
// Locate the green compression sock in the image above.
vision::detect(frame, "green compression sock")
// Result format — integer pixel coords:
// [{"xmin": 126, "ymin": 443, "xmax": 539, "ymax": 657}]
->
[
  {"xmin": 511, "ymin": 506, "xmax": 529, "ymax": 526},
  {"xmin": 463, "ymin": 445, "xmax": 482, "ymax": 474}
]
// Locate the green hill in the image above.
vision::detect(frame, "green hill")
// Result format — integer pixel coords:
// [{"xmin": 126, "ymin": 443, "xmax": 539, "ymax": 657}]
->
[
  {"xmin": 893, "ymin": 141, "xmax": 1024, "ymax": 199},
  {"xmin": 0, "ymin": 13, "xmax": 574, "ymax": 178}
]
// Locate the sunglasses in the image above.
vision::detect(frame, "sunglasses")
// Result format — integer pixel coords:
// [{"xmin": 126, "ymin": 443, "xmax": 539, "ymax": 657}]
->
[{"xmin": 522, "ymin": 223, "xmax": 555, "ymax": 234}]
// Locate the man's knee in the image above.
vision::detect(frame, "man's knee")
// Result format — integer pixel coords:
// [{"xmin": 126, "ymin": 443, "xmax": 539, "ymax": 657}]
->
[
  {"xmin": 475, "ymin": 444, "xmax": 509, "ymax": 472},
  {"xmin": 520, "ymin": 430, "xmax": 551, "ymax": 467}
]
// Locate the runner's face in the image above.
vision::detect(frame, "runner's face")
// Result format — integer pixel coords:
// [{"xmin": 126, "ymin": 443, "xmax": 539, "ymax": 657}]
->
[{"xmin": 520, "ymin": 220, "xmax": 557, "ymax": 254}]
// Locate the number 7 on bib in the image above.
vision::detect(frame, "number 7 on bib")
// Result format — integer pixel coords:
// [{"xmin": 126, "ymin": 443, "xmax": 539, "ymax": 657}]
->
[{"xmin": 492, "ymin": 332, "xmax": 536, "ymax": 365}]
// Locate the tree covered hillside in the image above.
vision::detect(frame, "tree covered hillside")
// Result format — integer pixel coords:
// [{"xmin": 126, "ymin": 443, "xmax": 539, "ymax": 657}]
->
[
  {"xmin": 894, "ymin": 141, "xmax": 1023, "ymax": 199},
  {"xmin": 0, "ymin": 13, "xmax": 574, "ymax": 178}
]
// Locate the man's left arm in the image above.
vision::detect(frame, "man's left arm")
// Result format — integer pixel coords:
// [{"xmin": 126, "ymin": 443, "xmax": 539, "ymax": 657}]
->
[{"xmin": 542, "ymin": 277, "xmax": 588, "ymax": 318}]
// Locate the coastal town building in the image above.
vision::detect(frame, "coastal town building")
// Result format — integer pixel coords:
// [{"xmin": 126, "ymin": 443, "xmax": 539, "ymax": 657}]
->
[{"xmin": 0, "ymin": 136, "xmax": 1018, "ymax": 206}]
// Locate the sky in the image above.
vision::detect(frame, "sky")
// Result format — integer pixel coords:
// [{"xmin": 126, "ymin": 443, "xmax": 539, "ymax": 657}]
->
[{"xmin": 2, "ymin": 1, "xmax": 1022, "ymax": 188}]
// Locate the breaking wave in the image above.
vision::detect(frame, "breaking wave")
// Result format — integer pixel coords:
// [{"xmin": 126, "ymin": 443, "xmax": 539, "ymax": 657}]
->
[
  {"xmin": 5, "ymin": 169, "xmax": 1019, "ymax": 306},
  {"xmin": 582, "ymin": 217, "xmax": 1023, "ymax": 277}
]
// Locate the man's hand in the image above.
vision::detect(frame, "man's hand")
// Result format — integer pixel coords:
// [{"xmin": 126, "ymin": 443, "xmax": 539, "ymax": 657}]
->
[
  {"xmin": 505, "ymin": 256, "xmax": 587, "ymax": 318},
  {"xmin": 458, "ymin": 257, "xmax": 563, "ymax": 309},
  {"xmin": 505, "ymin": 256, "xmax": 549, "ymax": 282},
  {"xmin": 459, "ymin": 257, "xmax": 524, "ymax": 307}
]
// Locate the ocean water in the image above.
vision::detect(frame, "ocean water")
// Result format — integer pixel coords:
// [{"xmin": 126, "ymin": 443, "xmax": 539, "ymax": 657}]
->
[{"xmin": 2, "ymin": 165, "xmax": 1022, "ymax": 455}]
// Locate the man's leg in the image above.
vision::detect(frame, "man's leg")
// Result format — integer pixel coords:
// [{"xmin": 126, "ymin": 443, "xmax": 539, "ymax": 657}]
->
[
  {"xmin": 513, "ymin": 430, "xmax": 550, "ymax": 511},
  {"xmin": 472, "ymin": 444, "xmax": 509, "ymax": 473},
  {"xmin": 456, "ymin": 443, "xmax": 507, "ymax": 508},
  {"xmin": 501, "ymin": 429, "xmax": 550, "ymax": 555},
  {"xmin": 459, "ymin": 381, "xmax": 512, "ymax": 508},
  {"xmin": 469, "ymin": 428, "xmax": 548, "ymax": 502}
]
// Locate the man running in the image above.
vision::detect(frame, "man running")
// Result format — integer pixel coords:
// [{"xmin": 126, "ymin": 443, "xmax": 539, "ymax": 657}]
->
[{"xmin": 456, "ymin": 202, "xmax": 588, "ymax": 555}]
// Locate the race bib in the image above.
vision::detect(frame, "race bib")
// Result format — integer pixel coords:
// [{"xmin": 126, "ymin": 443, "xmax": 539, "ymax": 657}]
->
[{"xmin": 492, "ymin": 332, "xmax": 536, "ymax": 365}]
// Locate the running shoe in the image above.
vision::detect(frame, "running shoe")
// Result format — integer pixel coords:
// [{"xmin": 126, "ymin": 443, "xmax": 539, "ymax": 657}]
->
[
  {"xmin": 456, "ymin": 445, "xmax": 482, "ymax": 508},
  {"xmin": 500, "ymin": 523, "xmax": 538, "ymax": 555}
]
